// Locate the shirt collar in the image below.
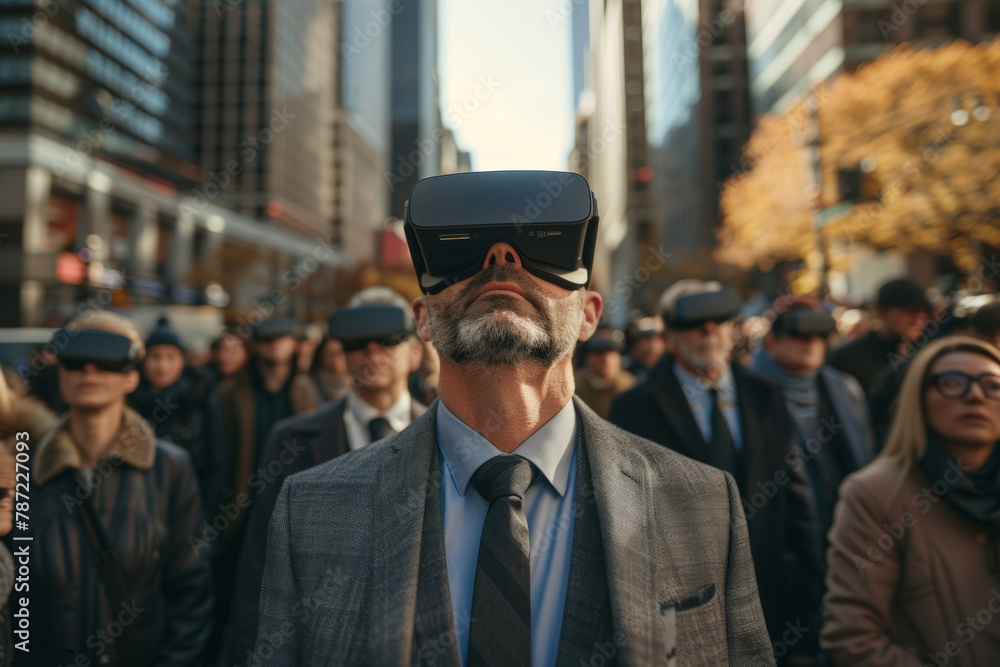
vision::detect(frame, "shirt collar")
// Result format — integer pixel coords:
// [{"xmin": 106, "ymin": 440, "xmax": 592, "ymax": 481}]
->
[
  {"xmin": 347, "ymin": 389, "xmax": 412, "ymax": 433},
  {"xmin": 436, "ymin": 398, "xmax": 577, "ymax": 498},
  {"xmin": 674, "ymin": 361, "xmax": 736, "ymax": 400}
]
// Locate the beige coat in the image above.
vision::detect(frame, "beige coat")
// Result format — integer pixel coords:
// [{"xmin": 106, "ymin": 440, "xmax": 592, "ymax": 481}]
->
[{"xmin": 822, "ymin": 458, "xmax": 1000, "ymax": 667}]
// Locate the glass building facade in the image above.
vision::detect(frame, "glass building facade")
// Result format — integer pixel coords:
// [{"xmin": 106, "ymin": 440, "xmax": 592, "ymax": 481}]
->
[{"xmin": 0, "ymin": 0, "xmax": 197, "ymax": 183}]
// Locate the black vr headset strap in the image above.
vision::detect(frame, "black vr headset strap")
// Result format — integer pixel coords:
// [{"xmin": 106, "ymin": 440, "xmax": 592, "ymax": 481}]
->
[{"xmin": 76, "ymin": 482, "xmax": 136, "ymax": 665}]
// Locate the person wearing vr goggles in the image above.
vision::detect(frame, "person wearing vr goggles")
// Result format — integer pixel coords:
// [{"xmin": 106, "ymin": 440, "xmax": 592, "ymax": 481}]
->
[
  {"xmin": 223, "ymin": 289, "xmax": 427, "ymax": 665},
  {"xmin": 610, "ymin": 280, "xmax": 824, "ymax": 665},
  {"xmin": 752, "ymin": 299, "xmax": 874, "ymax": 578},
  {"xmin": 573, "ymin": 325, "xmax": 636, "ymax": 419},
  {"xmin": 255, "ymin": 171, "xmax": 772, "ymax": 666},
  {"xmin": 25, "ymin": 312, "xmax": 213, "ymax": 665}
]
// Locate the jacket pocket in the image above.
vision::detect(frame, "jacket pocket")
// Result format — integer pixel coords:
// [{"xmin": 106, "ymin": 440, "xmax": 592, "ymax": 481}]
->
[
  {"xmin": 663, "ymin": 583, "xmax": 717, "ymax": 612},
  {"xmin": 664, "ymin": 584, "xmax": 728, "ymax": 666}
]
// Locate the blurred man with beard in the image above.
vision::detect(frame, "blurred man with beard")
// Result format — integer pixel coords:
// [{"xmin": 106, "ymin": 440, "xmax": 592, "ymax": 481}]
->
[
  {"xmin": 610, "ymin": 279, "xmax": 824, "ymax": 666},
  {"xmin": 254, "ymin": 172, "xmax": 772, "ymax": 666}
]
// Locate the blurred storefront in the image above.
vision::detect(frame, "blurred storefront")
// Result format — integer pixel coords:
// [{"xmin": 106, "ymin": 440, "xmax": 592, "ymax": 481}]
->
[{"xmin": 0, "ymin": 132, "xmax": 349, "ymax": 326}]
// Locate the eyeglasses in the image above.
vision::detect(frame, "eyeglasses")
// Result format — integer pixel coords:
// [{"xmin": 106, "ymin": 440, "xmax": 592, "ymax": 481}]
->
[
  {"xmin": 341, "ymin": 333, "xmax": 411, "ymax": 352},
  {"xmin": 926, "ymin": 371, "xmax": 1000, "ymax": 401},
  {"xmin": 59, "ymin": 358, "xmax": 136, "ymax": 373}
]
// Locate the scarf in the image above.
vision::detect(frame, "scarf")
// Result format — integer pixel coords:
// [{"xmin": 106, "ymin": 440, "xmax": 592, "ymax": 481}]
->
[
  {"xmin": 920, "ymin": 430, "xmax": 1000, "ymax": 531},
  {"xmin": 752, "ymin": 348, "xmax": 820, "ymax": 420}
]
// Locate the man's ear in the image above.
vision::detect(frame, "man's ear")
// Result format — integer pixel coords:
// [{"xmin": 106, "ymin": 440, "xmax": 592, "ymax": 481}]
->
[
  {"xmin": 578, "ymin": 290, "xmax": 604, "ymax": 342},
  {"xmin": 412, "ymin": 296, "xmax": 432, "ymax": 342},
  {"xmin": 762, "ymin": 332, "xmax": 775, "ymax": 352}
]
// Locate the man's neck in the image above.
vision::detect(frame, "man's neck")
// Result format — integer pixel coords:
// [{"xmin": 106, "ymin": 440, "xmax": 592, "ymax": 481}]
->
[
  {"xmin": 257, "ymin": 359, "xmax": 292, "ymax": 392},
  {"xmin": 438, "ymin": 357, "xmax": 575, "ymax": 453},
  {"xmin": 69, "ymin": 402, "xmax": 125, "ymax": 467},
  {"xmin": 356, "ymin": 382, "xmax": 405, "ymax": 413}
]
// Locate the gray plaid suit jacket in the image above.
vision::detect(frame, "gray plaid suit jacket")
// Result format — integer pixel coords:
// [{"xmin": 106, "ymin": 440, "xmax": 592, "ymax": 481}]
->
[{"xmin": 255, "ymin": 396, "xmax": 774, "ymax": 666}]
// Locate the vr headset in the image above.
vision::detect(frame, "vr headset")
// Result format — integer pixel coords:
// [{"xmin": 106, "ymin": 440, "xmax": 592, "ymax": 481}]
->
[
  {"xmin": 403, "ymin": 170, "xmax": 600, "ymax": 294},
  {"xmin": 772, "ymin": 308, "xmax": 837, "ymax": 338},
  {"xmin": 57, "ymin": 329, "xmax": 141, "ymax": 373},
  {"xmin": 252, "ymin": 318, "xmax": 296, "ymax": 341},
  {"xmin": 664, "ymin": 288, "xmax": 742, "ymax": 330},
  {"xmin": 328, "ymin": 305, "xmax": 413, "ymax": 352}
]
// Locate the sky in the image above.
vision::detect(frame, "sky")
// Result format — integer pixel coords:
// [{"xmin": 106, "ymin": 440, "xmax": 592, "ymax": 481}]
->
[{"xmin": 438, "ymin": 0, "xmax": 577, "ymax": 171}]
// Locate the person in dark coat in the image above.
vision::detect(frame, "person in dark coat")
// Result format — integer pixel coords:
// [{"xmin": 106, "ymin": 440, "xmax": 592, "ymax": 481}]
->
[
  {"xmin": 205, "ymin": 330, "xmax": 248, "ymax": 395},
  {"xmin": 130, "ymin": 316, "xmax": 227, "ymax": 521},
  {"xmin": 19, "ymin": 312, "xmax": 213, "ymax": 666},
  {"xmin": 211, "ymin": 318, "xmax": 316, "ymax": 661},
  {"xmin": 751, "ymin": 299, "xmax": 874, "ymax": 561},
  {"xmin": 829, "ymin": 277, "xmax": 931, "ymax": 395},
  {"xmin": 868, "ymin": 298, "xmax": 1000, "ymax": 450},
  {"xmin": 609, "ymin": 280, "xmax": 824, "ymax": 665},
  {"xmin": 224, "ymin": 291, "xmax": 425, "ymax": 665}
]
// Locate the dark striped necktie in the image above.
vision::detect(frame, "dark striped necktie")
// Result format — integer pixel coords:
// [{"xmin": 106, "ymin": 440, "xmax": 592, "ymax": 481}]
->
[
  {"xmin": 709, "ymin": 387, "xmax": 740, "ymax": 479},
  {"xmin": 367, "ymin": 416, "xmax": 396, "ymax": 443},
  {"xmin": 468, "ymin": 455, "xmax": 539, "ymax": 667}
]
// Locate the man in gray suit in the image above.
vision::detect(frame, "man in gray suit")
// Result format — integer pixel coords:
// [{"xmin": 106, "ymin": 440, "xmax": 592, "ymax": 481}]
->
[{"xmin": 255, "ymin": 171, "xmax": 774, "ymax": 666}]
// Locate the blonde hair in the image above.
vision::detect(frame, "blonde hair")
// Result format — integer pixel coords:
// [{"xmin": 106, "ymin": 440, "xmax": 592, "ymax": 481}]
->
[
  {"xmin": 64, "ymin": 311, "xmax": 146, "ymax": 359},
  {"xmin": 880, "ymin": 336, "xmax": 1000, "ymax": 467}
]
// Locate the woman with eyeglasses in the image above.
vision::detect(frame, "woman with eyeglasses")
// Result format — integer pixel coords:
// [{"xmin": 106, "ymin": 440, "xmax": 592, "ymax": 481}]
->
[
  {"xmin": 25, "ymin": 312, "xmax": 213, "ymax": 666},
  {"xmin": 821, "ymin": 336, "xmax": 1000, "ymax": 667}
]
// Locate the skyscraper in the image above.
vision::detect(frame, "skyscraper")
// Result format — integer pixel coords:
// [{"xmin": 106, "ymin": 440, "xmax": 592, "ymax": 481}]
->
[
  {"xmin": 746, "ymin": 0, "xmax": 1000, "ymax": 116},
  {"xmin": 191, "ymin": 0, "xmax": 337, "ymax": 236},
  {"xmin": 387, "ymin": 0, "xmax": 440, "ymax": 220}
]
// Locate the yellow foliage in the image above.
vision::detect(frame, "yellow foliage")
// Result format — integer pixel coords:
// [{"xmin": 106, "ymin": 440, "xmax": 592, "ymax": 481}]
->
[{"xmin": 716, "ymin": 40, "xmax": 1000, "ymax": 272}]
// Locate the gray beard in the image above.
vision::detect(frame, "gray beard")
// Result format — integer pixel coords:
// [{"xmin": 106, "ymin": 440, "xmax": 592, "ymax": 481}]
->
[{"xmin": 428, "ymin": 295, "xmax": 581, "ymax": 367}]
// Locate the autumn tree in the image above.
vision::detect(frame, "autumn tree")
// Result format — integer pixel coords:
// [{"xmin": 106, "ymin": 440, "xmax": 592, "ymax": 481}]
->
[{"xmin": 716, "ymin": 40, "xmax": 1000, "ymax": 279}]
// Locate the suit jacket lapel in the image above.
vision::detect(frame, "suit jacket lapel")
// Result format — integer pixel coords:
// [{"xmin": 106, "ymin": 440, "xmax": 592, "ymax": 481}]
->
[
  {"xmin": 367, "ymin": 401, "xmax": 458, "ymax": 665},
  {"xmin": 651, "ymin": 359, "xmax": 709, "ymax": 464},
  {"xmin": 556, "ymin": 403, "xmax": 614, "ymax": 666},
  {"xmin": 733, "ymin": 363, "xmax": 765, "ymax": 493},
  {"xmin": 575, "ymin": 397, "xmax": 667, "ymax": 665},
  {"xmin": 411, "ymin": 439, "xmax": 461, "ymax": 666}
]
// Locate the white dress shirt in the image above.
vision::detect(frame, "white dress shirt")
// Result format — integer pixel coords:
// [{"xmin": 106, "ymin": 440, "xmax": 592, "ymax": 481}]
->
[
  {"xmin": 435, "ymin": 399, "xmax": 578, "ymax": 667},
  {"xmin": 342, "ymin": 389, "xmax": 412, "ymax": 451}
]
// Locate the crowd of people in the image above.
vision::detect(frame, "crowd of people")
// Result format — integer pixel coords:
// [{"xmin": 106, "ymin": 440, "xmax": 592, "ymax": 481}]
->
[{"xmin": 0, "ymin": 269, "xmax": 997, "ymax": 666}]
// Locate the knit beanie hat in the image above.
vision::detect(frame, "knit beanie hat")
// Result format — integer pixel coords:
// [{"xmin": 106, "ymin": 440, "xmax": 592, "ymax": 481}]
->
[{"xmin": 146, "ymin": 316, "xmax": 185, "ymax": 352}]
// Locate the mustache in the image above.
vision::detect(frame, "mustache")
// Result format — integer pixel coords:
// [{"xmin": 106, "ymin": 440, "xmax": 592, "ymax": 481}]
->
[{"xmin": 458, "ymin": 265, "xmax": 542, "ymax": 310}]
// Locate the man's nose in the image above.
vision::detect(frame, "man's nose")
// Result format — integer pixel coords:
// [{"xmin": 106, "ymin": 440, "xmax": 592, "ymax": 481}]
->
[{"xmin": 482, "ymin": 242, "xmax": 523, "ymax": 271}]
